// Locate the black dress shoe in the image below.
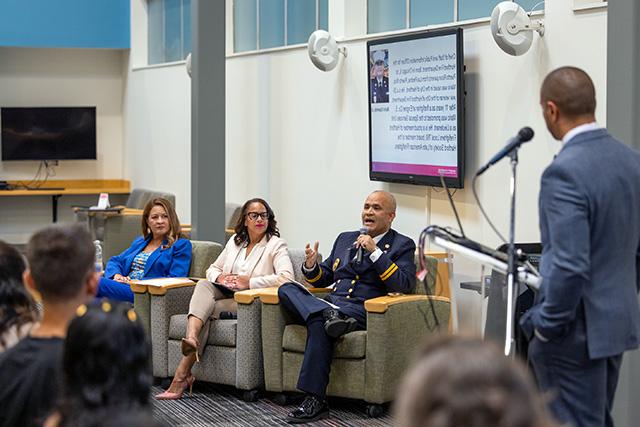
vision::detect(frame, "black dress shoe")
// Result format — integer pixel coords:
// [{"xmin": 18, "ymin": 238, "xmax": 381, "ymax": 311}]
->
[
  {"xmin": 286, "ymin": 395, "xmax": 329, "ymax": 423},
  {"xmin": 322, "ymin": 308, "xmax": 358, "ymax": 338}
]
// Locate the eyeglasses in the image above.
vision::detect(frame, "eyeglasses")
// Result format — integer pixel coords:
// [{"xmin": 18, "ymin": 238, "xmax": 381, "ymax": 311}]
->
[{"xmin": 246, "ymin": 212, "xmax": 269, "ymax": 221}]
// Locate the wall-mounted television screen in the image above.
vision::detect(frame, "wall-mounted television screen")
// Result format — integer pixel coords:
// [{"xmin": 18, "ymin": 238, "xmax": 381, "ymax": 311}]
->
[
  {"xmin": 368, "ymin": 27, "xmax": 465, "ymax": 188},
  {"xmin": 1, "ymin": 107, "xmax": 97, "ymax": 161}
]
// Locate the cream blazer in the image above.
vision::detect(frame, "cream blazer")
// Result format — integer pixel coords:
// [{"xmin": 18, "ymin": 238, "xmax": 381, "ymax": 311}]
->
[{"xmin": 205, "ymin": 234, "xmax": 294, "ymax": 289}]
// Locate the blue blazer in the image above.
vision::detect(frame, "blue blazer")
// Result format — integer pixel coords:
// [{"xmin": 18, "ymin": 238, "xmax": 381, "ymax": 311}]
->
[
  {"xmin": 303, "ymin": 228, "xmax": 416, "ymax": 304},
  {"xmin": 104, "ymin": 236, "xmax": 192, "ymax": 280},
  {"xmin": 521, "ymin": 129, "xmax": 640, "ymax": 359}
]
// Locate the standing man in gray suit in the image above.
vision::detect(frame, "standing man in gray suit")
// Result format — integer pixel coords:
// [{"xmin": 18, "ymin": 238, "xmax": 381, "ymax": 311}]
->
[{"xmin": 520, "ymin": 66, "xmax": 640, "ymax": 427}]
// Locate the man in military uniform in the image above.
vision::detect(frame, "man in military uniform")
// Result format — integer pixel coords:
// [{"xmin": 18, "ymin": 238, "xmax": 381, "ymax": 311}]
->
[
  {"xmin": 370, "ymin": 50, "xmax": 389, "ymax": 104},
  {"xmin": 279, "ymin": 190, "xmax": 416, "ymax": 423}
]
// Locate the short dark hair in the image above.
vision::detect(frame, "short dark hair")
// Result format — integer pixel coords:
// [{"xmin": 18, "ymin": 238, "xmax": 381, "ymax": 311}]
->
[
  {"xmin": 233, "ymin": 198, "xmax": 280, "ymax": 246},
  {"xmin": 541, "ymin": 66, "xmax": 596, "ymax": 118},
  {"xmin": 56, "ymin": 300, "xmax": 152, "ymax": 425},
  {"xmin": 26, "ymin": 224, "xmax": 95, "ymax": 303},
  {"xmin": 394, "ymin": 335, "xmax": 556, "ymax": 427},
  {"xmin": 0, "ymin": 240, "xmax": 37, "ymax": 348}
]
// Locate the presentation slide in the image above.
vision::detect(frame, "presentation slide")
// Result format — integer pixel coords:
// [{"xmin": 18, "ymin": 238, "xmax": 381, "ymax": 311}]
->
[{"xmin": 369, "ymin": 32, "xmax": 460, "ymax": 180}]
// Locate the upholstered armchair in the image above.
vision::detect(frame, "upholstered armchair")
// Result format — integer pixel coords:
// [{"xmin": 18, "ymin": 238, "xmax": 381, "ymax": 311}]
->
[
  {"xmin": 259, "ymin": 254, "xmax": 450, "ymax": 417},
  {"xmin": 131, "ymin": 240, "xmax": 223, "ymax": 375},
  {"xmin": 102, "ymin": 212, "xmax": 143, "ymax": 262},
  {"xmin": 134, "ymin": 247, "xmax": 314, "ymax": 401}
]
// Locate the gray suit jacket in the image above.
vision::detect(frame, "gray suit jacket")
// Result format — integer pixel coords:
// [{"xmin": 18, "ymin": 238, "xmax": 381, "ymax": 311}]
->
[{"xmin": 521, "ymin": 128, "xmax": 640, "ymax": 359}]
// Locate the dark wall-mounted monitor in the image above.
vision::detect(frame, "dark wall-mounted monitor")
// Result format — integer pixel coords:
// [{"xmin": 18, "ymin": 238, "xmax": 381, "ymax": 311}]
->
[
  {"xmin": 1, "ymin": 107, "xmax": 97, "ymax": 161},
  {"xmin": 368, "ymin": 27, "xmax": 465, "ymax": 188}
]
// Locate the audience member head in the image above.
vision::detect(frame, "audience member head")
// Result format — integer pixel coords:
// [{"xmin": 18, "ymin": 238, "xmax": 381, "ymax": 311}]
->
[
  {"xmin": 362, "ymin": 190, "xmax": 396, "ymax": 237},
  {"xmin": 394, "ymin": 335, "xmax": 556, "ymax": 427},
  {"xmin": 540, "ymin": 66, "xmax": 597, "ymax": 140},
  {"xmin": 54, "ymin": 300, "xmax": 152, "ymax": 426},
  {"xmin": 141, "ymin": 198, "xmax": 182, "ymax": 246},
  {"xmin": 233, "ymin": 197, "xmax": 280, "ymax": 245},
  {"xmin": 0, "ymin": 240, "xmax": 37, "ymax": 349},
  {"xmin": 24, "ymin": 224, "xmax": 97, "ymax": 306}
]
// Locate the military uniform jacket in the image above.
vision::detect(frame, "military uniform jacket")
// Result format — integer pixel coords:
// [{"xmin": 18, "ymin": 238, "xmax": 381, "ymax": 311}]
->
[
  {"xmin": 371, "ymin": 77, "xmax": 389, "ymax": 103},
  {"xmin": 303, "ymin": 229, "xmax": 416, "ymax": 306}
]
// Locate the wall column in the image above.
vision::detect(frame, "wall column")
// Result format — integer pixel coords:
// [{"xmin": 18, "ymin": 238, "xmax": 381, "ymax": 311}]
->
[
  {"xmin": 191, "ymin": 0, "xmax": 225, "ymax": 243},
  {"xmin": 608, "ymin": 1, "xmax": 640, "ymax": 426}
]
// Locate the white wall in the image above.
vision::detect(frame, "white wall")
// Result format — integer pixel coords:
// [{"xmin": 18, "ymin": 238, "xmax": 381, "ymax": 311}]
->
[
  {"xmin": 123, "ymin": 0, "xmax": 192, "ymax": 224},
  {"xmin": 225, "ymin": 2, "xmax": 607, "ymax": 252},
  {"xmin": 124, "ymin": 1, "xmax": 607, "ymax": 271},
  {"xmin": 122, "ymin": 62, "xmax": 192, "ymax": 223},
  {"xmin": 222, "ymin": 2, "xmax": 607, "ymax": 333},
  {"xmin": 0, "ymin": 47, "xmax": 126, "ymax": 242}
]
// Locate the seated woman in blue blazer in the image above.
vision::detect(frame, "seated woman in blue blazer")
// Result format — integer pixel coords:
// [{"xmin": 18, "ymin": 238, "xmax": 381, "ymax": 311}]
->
[{"xmin": 96, "ymin": 198, "xmax": 192, "ymax": 303}]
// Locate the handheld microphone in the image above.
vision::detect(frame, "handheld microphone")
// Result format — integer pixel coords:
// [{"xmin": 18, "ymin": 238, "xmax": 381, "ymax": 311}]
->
[
  {"xmin": 476, "ymin": 127, "xmax": 534, "ymax": 176},
  {"xmin": 355, "ymin": 227, "xmax": 368, "ymax": 264}
]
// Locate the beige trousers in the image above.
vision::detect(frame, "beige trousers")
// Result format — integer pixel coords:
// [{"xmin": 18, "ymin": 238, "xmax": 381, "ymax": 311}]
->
[{"xmin": 188, "ymin": 279, "xmax": 237, "ymax": 352}]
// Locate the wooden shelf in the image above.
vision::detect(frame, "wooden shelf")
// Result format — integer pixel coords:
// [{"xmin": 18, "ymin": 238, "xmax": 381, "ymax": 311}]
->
[
  {"xmin": 0, "ymin": 179, "xmax": 131, "ymax": 222},
  {"xmin": 1, "ymin": 179, "xmax": 130, "ymax": 196}
]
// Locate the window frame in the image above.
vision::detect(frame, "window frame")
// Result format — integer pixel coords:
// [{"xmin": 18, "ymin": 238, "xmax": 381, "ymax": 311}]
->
[
  {"xmin": 147, "ymin": 0, "xmax": 191, "ymax": 66},
  {"xmin": 367, "ymin": 0, "xmax": 544, "ymax": 35},
  {"xmin": 232, "ymin": 0, "xmax": 328, "ymax": 54}
]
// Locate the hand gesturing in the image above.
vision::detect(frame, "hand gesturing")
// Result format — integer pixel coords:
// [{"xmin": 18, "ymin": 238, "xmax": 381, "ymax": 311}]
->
[{"xmin": 305, "ymin": 241, "xmax": 319, "ymax": 269}]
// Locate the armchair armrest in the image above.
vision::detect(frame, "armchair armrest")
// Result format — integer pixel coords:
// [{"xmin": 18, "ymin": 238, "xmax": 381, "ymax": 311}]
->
[
  {"xmin": 258, "ymin": 286, "xmax": 332, "ymax": 305},
  {"xmin": 235, "ymin": 287, "xmax": 276, "ymax": 305},
  {"xmin": 130, "ymin": 282, "xmax": 148, "ymax": 294},
  {"xmin": 129, "ymin": 277, "xmax": 195, "ymax": 296},
  {"xmin": 365, "ymin": 294, "xmax": 450, "ymax": 313}
]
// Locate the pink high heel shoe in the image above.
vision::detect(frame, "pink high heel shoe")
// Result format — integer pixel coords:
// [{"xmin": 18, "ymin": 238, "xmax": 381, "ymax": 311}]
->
[{"xmin": 155, "ymin": 375, "xmax": 196, "ymax": 400}]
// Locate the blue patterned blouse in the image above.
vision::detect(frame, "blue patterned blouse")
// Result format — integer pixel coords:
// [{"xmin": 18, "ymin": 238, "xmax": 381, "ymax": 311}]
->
[{"xmin": 128, "ymin": 251, "xmax": 152, "ymax": 280}]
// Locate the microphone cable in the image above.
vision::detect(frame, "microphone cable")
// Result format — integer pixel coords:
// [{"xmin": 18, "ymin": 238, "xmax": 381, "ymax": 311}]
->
[
  {"xmin": 417, "ymin": 227, "xmax": 441, "ymax": 331},
  {"xmin": 472, "ymin": 172, "xmax": 507, "ymax": 243}
]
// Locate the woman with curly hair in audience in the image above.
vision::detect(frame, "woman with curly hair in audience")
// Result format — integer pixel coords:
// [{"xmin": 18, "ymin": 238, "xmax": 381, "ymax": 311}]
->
[
  {"xmin": 44, "ymin": 300, "xmax": 157, "ymax": 427},
  {"xmin": 0, "ymin": 240, "xmax": 39, "ymax": 352}
]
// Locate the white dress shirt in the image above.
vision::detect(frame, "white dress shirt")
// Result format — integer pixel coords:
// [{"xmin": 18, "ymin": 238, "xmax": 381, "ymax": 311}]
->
[{"xmin": 562, "ymin": 122, "xmax": 601, "ymax": 145}]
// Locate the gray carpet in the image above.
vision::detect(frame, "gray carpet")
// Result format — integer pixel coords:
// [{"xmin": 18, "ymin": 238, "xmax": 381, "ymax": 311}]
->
[{"xmin": 151, "ymin": 383, "xmax": 393, "ymax": 426}]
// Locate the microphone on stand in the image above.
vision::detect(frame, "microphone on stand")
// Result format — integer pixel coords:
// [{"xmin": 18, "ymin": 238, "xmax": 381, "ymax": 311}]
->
[
  {"xmin": 355, "ymin": 227, "xmax": 368, "ymax": 264},
  {"xmin": 476, "ymin": 127, "xmax": 534, "ymax": 176}
]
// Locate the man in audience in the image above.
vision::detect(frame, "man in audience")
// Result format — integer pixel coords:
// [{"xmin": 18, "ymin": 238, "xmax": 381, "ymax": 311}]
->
[
  {"xmin": 520, "ymin": 66, "xmax": 640, "ymax": 426},
  {"xmin": 0, "ymin": 224, "xmax": 97, "ymax": 427},
  {"xmin": 278, "ymin": 190, "xmax": 416, "ymax": 423}
]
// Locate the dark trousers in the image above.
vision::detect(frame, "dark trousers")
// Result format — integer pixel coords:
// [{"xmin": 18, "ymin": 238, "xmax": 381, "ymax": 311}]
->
[
  {"xmin": 528, "ymin": 315, "xmax": 622, "ymax": 427},
  {"xmin": 277, "ymin": 283, "xmax": 365, "ymax": 399}
]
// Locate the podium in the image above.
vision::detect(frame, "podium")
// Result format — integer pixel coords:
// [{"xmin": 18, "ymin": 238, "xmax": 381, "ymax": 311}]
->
[{"xmin": 425, "ymin": 225, "xmax": 541, "ymax": 356}]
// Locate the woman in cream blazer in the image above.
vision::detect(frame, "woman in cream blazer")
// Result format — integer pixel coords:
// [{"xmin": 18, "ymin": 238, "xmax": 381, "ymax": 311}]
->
[{"xmin": 156, "ymin": 198, "xmax": 294, "ymax": 400}]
